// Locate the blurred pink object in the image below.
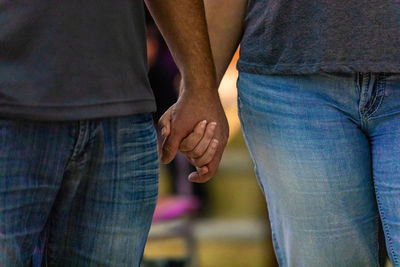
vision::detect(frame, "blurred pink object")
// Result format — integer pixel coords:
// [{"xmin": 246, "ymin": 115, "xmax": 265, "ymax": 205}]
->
[{"xmin": 152, "ymin": 195, "xmax": 200, "ymax": 223}]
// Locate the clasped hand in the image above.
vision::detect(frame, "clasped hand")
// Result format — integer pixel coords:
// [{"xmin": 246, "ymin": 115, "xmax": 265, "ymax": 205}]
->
[{"xmin": 157, "ymin": 89, "xmax": 229, "ymax": 183}]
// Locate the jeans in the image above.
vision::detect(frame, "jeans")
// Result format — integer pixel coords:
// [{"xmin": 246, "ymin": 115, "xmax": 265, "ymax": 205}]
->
[
  {"xmin": 237, "ymin": 71, "xmax": 400, "ymax": 267},
  {"xmin": 0, "ymin": 113, "xmax": 159, "ymax": 267}
]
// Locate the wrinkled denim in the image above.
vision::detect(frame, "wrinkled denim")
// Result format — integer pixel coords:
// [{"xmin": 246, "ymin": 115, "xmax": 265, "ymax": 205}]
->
[
  {"xmin": 0, "ymin": 113, "xmax": 159, "ymax": 267},
  {"xmin": 238, "ymin": 71, "xmax": 400, "ymax": 266}
]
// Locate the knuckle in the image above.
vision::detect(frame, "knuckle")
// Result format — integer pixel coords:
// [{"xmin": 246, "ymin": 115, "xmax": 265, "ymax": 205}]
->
[
  {"xmin": 191, "ymin": 148, "xmax": 203, "ymax": 158},
  {"xmin": 202, "ymin": 136, "xmax": 212, "ymax": 145},
  {"xmin": 193, "ymin": 132, "xmax": 202, "ymax": 141},
  {"xmin": 179, "ymin": 142, "xmax": 190, "ymax": 151},
  {"xmin": 185, "ymin": 151, "xmax": 196, "ymax": 159},
  {"xmin": 203, "ymin": 148, "xmax": 215, "ymax": 160},
  {"xmin": 195, "ymin": 158, "xmax": 207, "ymax": 167},
  {"xmin": 205, "ymin": 152, "xmax": 213, "ymax": 161},
  {"xmin": 202, "ymin": 157, "xmax": 211, "ymax": 166},
  {"xmin": 186, "ymin": 142, "xmax": 197, "ymax": 152},
  {"xmin": 194, "ymin": 126, "xmax": 203, "ymax": 135},
  {"xmin": 158, "ymin": 120, "xmax": 165, "ymax": 128},
  {"xmin": 205, "ymin": 127, "xmax": 215, "ymax": 137}
]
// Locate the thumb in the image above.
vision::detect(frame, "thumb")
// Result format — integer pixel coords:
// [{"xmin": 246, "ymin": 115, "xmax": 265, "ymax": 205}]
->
[
  {"xmin": 158, "ymin": 110, "xmax": 171, "ymax": 137},
  {"xmin": 160, "ymin": 132, "xmax": 181, "ymax": 164},
  {"xmin": 158, "ymin": 106, "xmax": 183, "ymax": 164}
]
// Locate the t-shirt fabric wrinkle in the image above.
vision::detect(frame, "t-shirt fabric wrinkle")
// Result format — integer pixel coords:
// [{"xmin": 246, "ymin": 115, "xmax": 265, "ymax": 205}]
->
[
  {"xmin": 238, "ymin": 0, "xmax": 400, "ymax": 74},
  {"xmin": 0, "ymin": 1, "xmax": 155, "ymax": 121}
]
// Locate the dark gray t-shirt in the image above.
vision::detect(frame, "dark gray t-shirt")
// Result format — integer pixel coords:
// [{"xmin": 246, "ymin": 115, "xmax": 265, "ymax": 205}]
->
[
  {"xmin": 237, "ymin": 0, "xmax": 400, "ymax": 75},
  {"xmin": 0, "ymin": 0, "xmax": 155, "ymax": 121}
]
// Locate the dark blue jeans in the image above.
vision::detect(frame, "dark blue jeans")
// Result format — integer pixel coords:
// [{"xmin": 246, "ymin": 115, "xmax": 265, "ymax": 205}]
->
[
  {"xmin": 0, "ymin": 113, "xmax": 159, "ymax": 266},
  {"xmin": 238, "ymin": 72, "xmax": 400, "ymax": 266}
]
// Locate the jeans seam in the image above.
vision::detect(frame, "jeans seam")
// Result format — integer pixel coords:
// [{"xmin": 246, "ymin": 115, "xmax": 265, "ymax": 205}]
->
[
  {"xmin": 360, "ymin": 73, "xmax": 372, "ymax": 114},
  {"xmin": 359, "ymin": 73, "xmax": 370, "ymax": 129},
  {"xmin": 366, "ymin": 74, "xmax": 386, "ymax": 119}
]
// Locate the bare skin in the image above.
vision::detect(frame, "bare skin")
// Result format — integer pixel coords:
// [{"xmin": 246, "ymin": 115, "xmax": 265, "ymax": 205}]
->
[
  {"xmin": 161, "ymin": 120, "xmax": 218, "ymax": 176},
  {"xmin": 145, "ymin": 0, "xmax": 229, "ymax": 183},
  {"xmin": 204, "ymin": 0, "xmax": 248, "ymax": 84},
  {"xmin": 157, "ymin": 0, "xmax": 248, "ymax": 181}
]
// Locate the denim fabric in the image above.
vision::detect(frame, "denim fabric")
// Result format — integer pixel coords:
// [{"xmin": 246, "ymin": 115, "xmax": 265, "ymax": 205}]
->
[
  {"xmin": 0, "ymin": 113, "xmax": 159, "ymax": 267},
  {"xmin": 237, "ymin": 71, "xmax": 400, "ymax": 266}
]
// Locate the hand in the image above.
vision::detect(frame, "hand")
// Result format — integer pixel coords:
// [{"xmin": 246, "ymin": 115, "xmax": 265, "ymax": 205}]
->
[
  {"xmin": 181, "ymin": 120, "xmax": 219, "ymax": 169},
  {"xmin": 161, "ymin": 118, "xmax": 219, "ymax": 176},
  {"xmin": 159, "ymin": 88, "xmax": 229, "ymax": 183}
]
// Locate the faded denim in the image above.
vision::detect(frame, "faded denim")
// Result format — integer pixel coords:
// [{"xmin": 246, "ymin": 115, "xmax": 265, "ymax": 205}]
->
[
  {"xmin": 0, "ymin": 113, "xmax": 159, "ymax": 267},
  {"xmin": 238, "ymin": 71, "xmax": 400, "ymax": 266}
]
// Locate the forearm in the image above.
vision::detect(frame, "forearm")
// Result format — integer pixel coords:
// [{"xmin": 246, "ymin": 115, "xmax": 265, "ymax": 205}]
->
[
  {"xmin": 204, "ymin": 0, "xmax": 248, "ymax": 84},
  {"xmin": 145, "ymin": 0, "xmax": 217, "ymax": 93}
]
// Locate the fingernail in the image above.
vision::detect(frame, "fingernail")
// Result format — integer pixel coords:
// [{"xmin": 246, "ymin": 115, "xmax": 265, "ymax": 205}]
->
[
  {"xmin": 161, "ymin": 127, "xmax": 166, "ymax": 136},
  {"xmin": 200, "ymin": 120, "xmax": 207, "ymax": 128},
  {"xmin": 210, "ymin": 122, "xmax": 217, "ymax": 130},
  {"xmin": 211, "ymin": 139, "xmax": 219, "ymax": 148},
  {"xmin": 188, "ymin": 172, "xmax": 199, "ymax": 181}
]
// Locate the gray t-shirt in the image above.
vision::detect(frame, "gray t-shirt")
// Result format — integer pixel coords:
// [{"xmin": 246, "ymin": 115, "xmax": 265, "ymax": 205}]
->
[
  {"xmin": 237, "ymin": 0, "xmax": 400, "ymax": 75},
  {"xmin": 0, "ymin": 1, "xmax": 155, "ymax": 121}
]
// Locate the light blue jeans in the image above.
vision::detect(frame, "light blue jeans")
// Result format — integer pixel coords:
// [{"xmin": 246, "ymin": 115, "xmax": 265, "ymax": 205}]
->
[
  {"xmin": 237, "ymin": 71, "xmax": 400, "ymax": 267},
  {"xmin": 0, "ymin": 113, "xmax": 159, "ymax": 267}
]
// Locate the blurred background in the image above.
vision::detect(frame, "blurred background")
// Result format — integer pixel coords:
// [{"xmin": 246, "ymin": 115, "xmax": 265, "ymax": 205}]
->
[{"xmin": 141, "ymin": 11, "xmax": 279, "ymax": 267}]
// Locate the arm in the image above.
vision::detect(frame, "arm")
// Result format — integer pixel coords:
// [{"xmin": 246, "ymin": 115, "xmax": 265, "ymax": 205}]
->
[
  {"xmin": 204, "ymin": 0, "xmax": 248, "ymax": 84},
  {"xmin": 145, "ymin": 0, "xmax": 229, "ymax": 182},
  {"xmin": 145, "ymin": 0, "xmax": 216, "ymax": 90},
  {"xmin": 170, "ymin": 0, "xmax": 248, "ymax": 178}
]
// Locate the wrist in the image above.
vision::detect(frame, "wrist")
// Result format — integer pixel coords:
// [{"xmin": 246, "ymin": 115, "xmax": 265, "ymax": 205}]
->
[
  {"xmin": 179, "ymin": 81, "xmax": 219, "ymax": 100},
  {"xmin": 180, "ymin": 72, "xmax": 218, "ymax": 94}
]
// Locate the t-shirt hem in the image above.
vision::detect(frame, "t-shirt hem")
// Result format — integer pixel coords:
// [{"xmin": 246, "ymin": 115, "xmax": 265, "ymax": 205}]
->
[
  {"xmin": 0, "ymin": 99, "xmax": 157, "ymax": 121},
  {"xmin": 237, "ymin": 60, "xmax": 400, "ymax": 75}
]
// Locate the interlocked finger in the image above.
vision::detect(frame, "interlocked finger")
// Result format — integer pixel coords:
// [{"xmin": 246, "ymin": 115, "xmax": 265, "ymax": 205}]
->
[
  {"xmin": 190, "ymin": 139, "xmax": 219, "ymax": 167},
  {"xmin": 185, "ymin": 122, "xmax": 217, "ymax": 158},
  {"xmin": 179, "ymin": 120, "xmax": 207, "ymax": 151}
]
